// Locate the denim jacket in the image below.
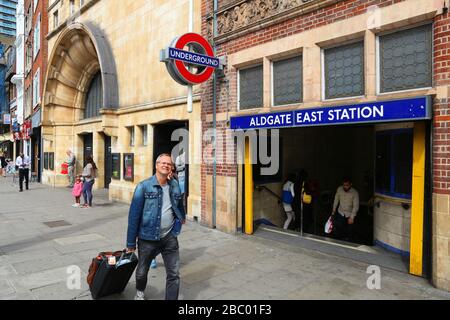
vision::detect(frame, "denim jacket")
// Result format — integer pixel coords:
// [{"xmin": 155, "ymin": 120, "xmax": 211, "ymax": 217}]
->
[{"xmin": 126, "ymin": 175, "xmax": 186, "ymax": 249}]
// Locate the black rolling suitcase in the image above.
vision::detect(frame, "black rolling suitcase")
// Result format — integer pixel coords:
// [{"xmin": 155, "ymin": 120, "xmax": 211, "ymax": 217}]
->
[{"xmin": 87, "ymin": 250, "xmax": 138, "ymax": 299}]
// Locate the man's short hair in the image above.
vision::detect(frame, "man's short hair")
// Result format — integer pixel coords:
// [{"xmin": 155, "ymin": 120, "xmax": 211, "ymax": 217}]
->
[
  {"xmin": 343, "ymin": 177, "xmax": 352, "ymax": 184},
  {"xmin": 155, "ymin": 153, "xmax": 173, "ymax": 165}
]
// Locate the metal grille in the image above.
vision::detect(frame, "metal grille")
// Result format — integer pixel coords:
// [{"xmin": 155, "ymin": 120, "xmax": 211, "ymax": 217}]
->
[
  {"xmin": 380, "ymin": 24, "xmax": 432, "ymax": 93},
  {"xmin": 239, "ymin": 65, "xmax": 263, "ymax": 110},
  {"xmin": 84, "ymin": 72, "xmax": 103, "ymax": 119},
  {"xmin": 324, "ymin": 41, "xmax": 364, "ymax": 99},
  {"xmin": 273, "ymin": 56, "xmax": 303, "ymax": 106}
]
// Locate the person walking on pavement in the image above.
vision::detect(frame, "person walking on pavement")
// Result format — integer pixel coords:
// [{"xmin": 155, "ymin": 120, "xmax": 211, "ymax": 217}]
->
[
  {"xmin": 0, "ymin": 152, "xmax": 7, "ymax": 177},
  {"xmin": 126, "ymin": 153, "xmax": 186, "ymax": 300},
  {"xmin": 81, "ymin": 155, "xmax": 97, "ymax": 208},
  {"xmin": 66, "ymin": 150, "xmax": 76, "ymax": 188},
  {"xmin": 16, "ymin": 152, "xmax": 31, "ymax": 192}
]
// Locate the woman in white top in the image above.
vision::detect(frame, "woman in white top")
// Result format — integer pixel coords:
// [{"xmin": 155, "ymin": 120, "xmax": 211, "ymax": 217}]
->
[
  {"xmin": 81, "ymin": 155, "xmax": 97, "ymax": 208},
  {"xmin": 282, "ymin": 173, "xmax": 296, "ymax": 230}
]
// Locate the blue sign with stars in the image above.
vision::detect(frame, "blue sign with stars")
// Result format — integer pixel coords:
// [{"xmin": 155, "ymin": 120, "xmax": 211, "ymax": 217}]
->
[{"xmin": 230, "ymin": 97, "xmax": 431, "ymax": 130}]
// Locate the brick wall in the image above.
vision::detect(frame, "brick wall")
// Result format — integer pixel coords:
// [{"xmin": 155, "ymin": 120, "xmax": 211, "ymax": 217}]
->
[
  {"xmin": 434, "ymin": 12, "xmax": 450, "ymax": 195},
  {"xmin": 23, "ymin": 0, "xmax": 48, "ymax": 109},
  {"xmin": 200, "ymin": 0, "xmax": 409, "ymax": 221}
]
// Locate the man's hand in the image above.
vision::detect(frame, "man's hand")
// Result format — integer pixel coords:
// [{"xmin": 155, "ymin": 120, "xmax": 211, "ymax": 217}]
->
[
  {"xmin": 348, "ymin": 218, "xmax": 354, "ymax": 225},
  {"xmin": 126, "ymin": 248, "xmax": 136, "ymax": 253},
  {"xmin": 181, "ymin": 219, "xmax": 186, "ymax": 225}
]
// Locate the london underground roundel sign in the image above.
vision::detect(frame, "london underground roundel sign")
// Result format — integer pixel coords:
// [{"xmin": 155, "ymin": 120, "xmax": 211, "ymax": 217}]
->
[{"xmin": 160, "ymin": 33, "xmax": 220, "ymax": 86}]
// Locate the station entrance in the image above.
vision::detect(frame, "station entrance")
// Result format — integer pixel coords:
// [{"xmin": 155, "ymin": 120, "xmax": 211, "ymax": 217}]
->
[{"xmin": 244, "ymin": 121, "xmax": 430, "ymax": 276}]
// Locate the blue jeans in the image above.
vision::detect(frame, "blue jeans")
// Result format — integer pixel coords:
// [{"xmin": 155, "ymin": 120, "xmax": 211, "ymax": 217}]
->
[
  {"xmin": 82, "ymin": 179, "xmax": 95, "ymax": 206},
  {"xmin": 135, "ymin": 233, "xmax": 180, "ymax": 300}
]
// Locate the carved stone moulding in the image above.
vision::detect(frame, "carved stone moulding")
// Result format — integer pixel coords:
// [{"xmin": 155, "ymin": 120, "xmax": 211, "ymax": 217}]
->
[{"xmin": 207, "ymin": 0, "xmax": 343, "ymax": 44}]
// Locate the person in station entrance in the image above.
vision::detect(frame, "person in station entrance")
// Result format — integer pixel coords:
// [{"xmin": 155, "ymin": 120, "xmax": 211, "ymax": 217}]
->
[
  {"xmin": 282, "ymin": 173, "xmax": 297, "ymax": 230},
  {"xmin": 331, "ymin": 177, "xmax": 359, "ymax": 241}
]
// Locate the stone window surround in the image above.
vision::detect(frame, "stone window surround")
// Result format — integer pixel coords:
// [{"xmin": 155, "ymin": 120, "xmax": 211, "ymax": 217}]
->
[
  {"xmin": 375, "ymin": 21, "xmax": 433, "ymax": 96},
  {"xmin": 229, "ymin": 2, "xmax": 439, "ymax": 114}
]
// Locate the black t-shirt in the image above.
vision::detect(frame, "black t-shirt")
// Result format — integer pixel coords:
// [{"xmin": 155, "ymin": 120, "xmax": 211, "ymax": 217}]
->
[{"xmin": 0, "ymin": 156, "xmax": 7, "ymax": 167}]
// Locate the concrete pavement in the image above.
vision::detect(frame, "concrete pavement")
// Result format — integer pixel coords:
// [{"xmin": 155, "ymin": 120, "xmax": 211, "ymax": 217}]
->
[{"xmin": 0, "ymin": 175, "xmax": 449, "ymax": 300}]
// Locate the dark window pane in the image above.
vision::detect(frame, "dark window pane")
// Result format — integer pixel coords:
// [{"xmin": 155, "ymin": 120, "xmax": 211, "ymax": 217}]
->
[
  {"xmin": 84, "ymin": 72, "xmax": 103, "ymax": 119},
  {"xmin": 273, "ymin": 56, "xmax": 302, "ymax": 106},
  {"xmin": 240, "ymin": 65, "xmax": 263, "ymax": 110},
  {"xmin": 376, "ymin": 133, "xmax": 391, "ymax": 193},
  {"xmin": 325, "ymin": 41, "xmax": 364, "ymax": 99},
  {"xmin": 380, "ymin": 24, "xmax": 432, "ymax": 93},
  {"xmin": 393, "ymin": 132, "xmax": 413, "ymax": 195}
]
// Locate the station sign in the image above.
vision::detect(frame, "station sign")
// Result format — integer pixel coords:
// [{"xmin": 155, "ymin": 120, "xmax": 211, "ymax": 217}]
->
[
  {"xmin": 161, "ymin": 33, "xmax": 221, "ymax": 86},
  {"xmin": 230, "ymin": 97, "xmax": 432, "ymax": 130}
]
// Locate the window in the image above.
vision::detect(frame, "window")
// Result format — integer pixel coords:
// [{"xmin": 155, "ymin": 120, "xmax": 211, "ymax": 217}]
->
[
  {"xmin": 53, "ymin": 10, "xmax": 59, "ymax": 29},
  {"xmin": 239, "ymin": 65, "xmax": 263, "ymax": 110},
  {"xmin": 375, "ymin": 129, "xmax": 413, "ymax": 199},
  {"xmin": 379, "ymin": 24, "xmax": 432, "ymax": 93},
  {"xmin": 25, "ymin": 7, "xmax": 32, "ymax": 35},
  {"xmin": 273, "ymin": 56, "xmax": 303, "ymax": 106},
  {"xmin": 84, "ymin": 72, "xmax": 103, "ymax": 119},
  {"xmin": 26, "ymin": 43, "xmax": 32, "ymax": 75},
  {"xmin": 33, "ymin": 14, "xmax": 41, "ymax": 59},
  {"xmin": 128, "ymin": 126, "xmax": 135, "ymax": 146},
  {"xmin": 33, "ymin": 69, "xmax": 40, "ymax": 107},
  {"xmin": 140, "ymin": 125, "xmax": 148, "ymax": 146},
  {"xmin": 70, "ymin": 0, "xmax": 75, "ymax": 15},
  {"xmin": 324, "ymin": 41, "xmax": 364, "ymax": 99}
]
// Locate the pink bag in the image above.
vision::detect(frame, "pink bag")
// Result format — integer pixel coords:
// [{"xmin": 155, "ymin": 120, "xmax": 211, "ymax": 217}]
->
[{"xmin": 324, "ymin": 215, "xmax": 333, "ymax": 234}]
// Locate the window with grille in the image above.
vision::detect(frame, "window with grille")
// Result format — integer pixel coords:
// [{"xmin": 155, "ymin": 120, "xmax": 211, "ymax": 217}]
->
[
  {"xmin": 324, "ymin": 41, "xmax": 364, "ymax": 99},
  {"xmin": 239, "ymin": 65, "xmax": 263, "ymax": 110},
  {"xmin": 84, "ymin": 72, "xmax": 103, "ymax": 119},
  {"xmin": 273, "ymin": 56, "xmax": 302, "ymax": 106},
  {"xmin": 379, "ymin": 24, "xmax": 432, "ymax": 93}
]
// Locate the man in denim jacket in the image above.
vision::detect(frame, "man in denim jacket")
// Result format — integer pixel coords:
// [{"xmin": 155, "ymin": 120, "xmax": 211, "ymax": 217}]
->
[{"xmin": 126, "ymin": 153, "xmax": 186, "ymax": 300}]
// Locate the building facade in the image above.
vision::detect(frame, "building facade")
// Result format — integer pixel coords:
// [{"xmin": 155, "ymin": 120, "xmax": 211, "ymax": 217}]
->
[
  {"xmin": 201, "ymin": 0, "xmax": 450, "ymax": 291},
  {"xmin": 21, "ymin": 0, "xmax": 48, "ymax": 181},
  {"xmin": 42, "ymin": 0, "xmax": 202, "ymax": 221},
  {"xmin": 0, "ymin": 0, "xmax": 17, "ymax": 40}
]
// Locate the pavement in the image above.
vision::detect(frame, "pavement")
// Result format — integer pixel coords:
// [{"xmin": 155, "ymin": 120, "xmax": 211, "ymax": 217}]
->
[{"xmin": 0, "ymin": 175, "xmax": 449, "ymax": 300}]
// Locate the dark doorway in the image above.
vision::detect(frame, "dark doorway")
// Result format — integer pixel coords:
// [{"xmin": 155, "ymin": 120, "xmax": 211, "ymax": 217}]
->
[
  {"xmin": 153, "ymin": 120, "xmax": 189, "ymax": 196},
  {"xmin": 31, "ymin": 127, "xmax": 41, "ymax": 182},
  {"xmin": 83, "ymin": 133, "xmax": 93, "ymax": 167},
  {"xmin": 104, "ymin": 135, "xmax": 112, "ymax": 188}
]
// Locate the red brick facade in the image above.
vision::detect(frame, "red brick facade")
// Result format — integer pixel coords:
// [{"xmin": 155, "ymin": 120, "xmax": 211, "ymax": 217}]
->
[
  {"xmin": 201, "ymin": 0, "xmax": 450, "ymax": 220},
  {"xmin": 24, "ymin": 0, "xmax": 48, "ymax": 115},
  {"xmin": 434, "ymin": 12, "xmax": 450, "ymax": 195}
]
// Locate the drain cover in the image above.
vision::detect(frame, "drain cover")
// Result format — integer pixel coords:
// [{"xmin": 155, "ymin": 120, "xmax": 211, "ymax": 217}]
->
[{"xmin": 43, "ymin": 220, "xmax": 72, "ymax": 228}]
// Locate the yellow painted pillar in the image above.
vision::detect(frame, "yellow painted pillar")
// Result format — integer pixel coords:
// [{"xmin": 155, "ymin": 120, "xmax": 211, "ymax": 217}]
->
[
  {"xmin": 410, "ymin": 122, "xmax": 425, "ymax": 276},
  {"xmin": 244, "ymin": 138, "xmax": 254, "ymax": 235}
]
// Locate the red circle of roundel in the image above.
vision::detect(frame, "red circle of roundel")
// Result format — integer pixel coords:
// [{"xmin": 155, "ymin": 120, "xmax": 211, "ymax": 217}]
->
[{"xmin": 174, "ymin": 33, "xmax": 215, "ymax": 85}]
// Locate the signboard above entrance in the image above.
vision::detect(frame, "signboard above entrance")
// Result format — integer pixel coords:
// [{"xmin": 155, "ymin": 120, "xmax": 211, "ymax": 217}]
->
[{"xmin": 230, "ymin": 97, "xmax": 431, "ymax": 130}]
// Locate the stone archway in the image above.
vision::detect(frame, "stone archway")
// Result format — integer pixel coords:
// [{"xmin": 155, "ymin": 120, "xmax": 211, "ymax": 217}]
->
[
  {"xmin": 41, "ymin": 22, "xmax": 118, "ymax": 187},
  {"xmin": 43, "ymin": 22, "xmax": 118, "ymax": 124}
]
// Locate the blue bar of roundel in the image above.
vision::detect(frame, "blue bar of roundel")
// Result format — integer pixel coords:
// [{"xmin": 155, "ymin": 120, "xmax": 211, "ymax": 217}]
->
[
  {"xmin": 168, "ymin": 47, "xmax": 219, "ymax": 68},
  {"xmin": 230, "ymin": 97, "xmax": 431, "ymax": 130}
]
